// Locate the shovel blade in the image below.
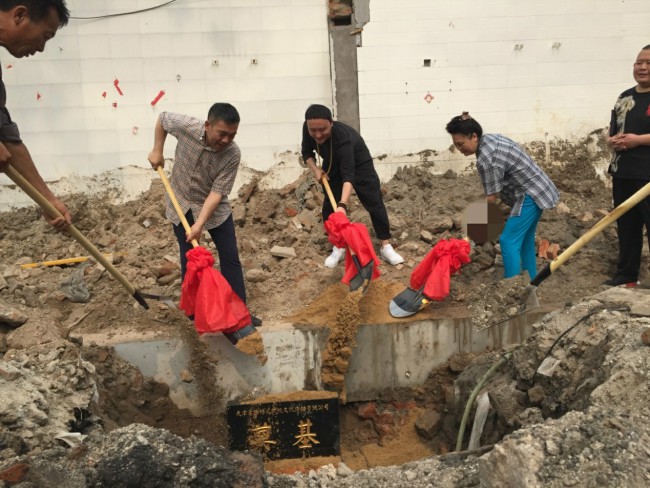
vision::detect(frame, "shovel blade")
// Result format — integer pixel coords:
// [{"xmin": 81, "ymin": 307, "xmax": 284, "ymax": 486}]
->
[
  {"xmin": 349, "ymin": 257, "xmax": 374, "ymax": 294},
  {"xmin": 518, "ymin": 284, "xmax": 540, "ymax": 314},
  {"xmin": 389, "ymin": 286, "xmax": 428, "ymax": 318}
]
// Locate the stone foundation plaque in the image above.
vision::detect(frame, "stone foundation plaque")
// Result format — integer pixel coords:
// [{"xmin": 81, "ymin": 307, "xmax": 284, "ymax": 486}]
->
[{"xmin": 227, "ymin": 396, "xmax": 340, "ymax": 460}]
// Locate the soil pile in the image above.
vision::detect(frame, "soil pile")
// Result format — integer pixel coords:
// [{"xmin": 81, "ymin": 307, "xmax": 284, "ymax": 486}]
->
[{"xmin": 3, "ymin": 133, "xmax": 648, "ymax": 485}]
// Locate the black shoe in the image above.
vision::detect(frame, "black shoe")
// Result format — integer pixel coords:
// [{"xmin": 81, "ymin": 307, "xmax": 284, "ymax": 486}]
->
[
  {"xmin": 251, "ymin": 315, "xmax": 263, "ymax": 327},
  {"xmin": 602, "ymin": 277, "xmax": 640, "ymax": 287}
]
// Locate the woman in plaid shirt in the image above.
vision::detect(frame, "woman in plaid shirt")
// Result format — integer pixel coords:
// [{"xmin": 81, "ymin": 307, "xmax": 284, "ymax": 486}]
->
[{"xmin": 446, "ymin": 113, "xmax": 559, "ymax": 280}]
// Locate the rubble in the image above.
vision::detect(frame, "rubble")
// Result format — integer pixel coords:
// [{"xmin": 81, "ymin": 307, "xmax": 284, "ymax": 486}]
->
[{"xmin": 2, "ymin": 134, "xmax": 649, "ymax": 485}]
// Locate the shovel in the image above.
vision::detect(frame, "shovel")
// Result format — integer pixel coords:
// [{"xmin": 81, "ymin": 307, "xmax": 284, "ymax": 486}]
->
[
  {"xmin": 517, "ymin": 180, "xmax": 650, "ymax": 315},
  {"xmin": 389, "ymin": 237, "xmax": 471, "ymax": 318},
  {"xmin": 155, "ymin": 167, "xmax": 256, "ymax": 341},
  {"xmin": 4, "ymin": 164, "xmax": 149, "ymax": 309},
  {"xmin": 321, "ymin": 178, "xmax": 375, "ymax": 293}
]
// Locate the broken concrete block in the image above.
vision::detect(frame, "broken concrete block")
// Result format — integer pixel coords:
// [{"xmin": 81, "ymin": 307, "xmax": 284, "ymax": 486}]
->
[
  {"xmin": 0, "ymin": 302, "xmax": 28, "ymax": 327},
  {"xmin": 424, "ymin": 216, "xmax": 454, "ymax": 234},
  {"xmin": 296, "ymin": 209, "xmax": 317, "ymax": 230},
  {"xmin": 556, "ymin": 202, "xmax": 571, "ymax": 214},
  {"xmin": 579, "ymin": 212, "xmax": 594, "ymax": 222},
  {"xmin": 238, "ymin": 177, "xmax": 259, "ymax": 203},
  {"xmin": 0, "ymin": 363, "xmax": 22, "ymax": 381},
  {"xmin": 270, "ymin": 246, "xmax": 297, "ymax": 259},
  {"xmin": 245, "ymin": 268, "xmax": 269, "ymax": 283},
  {"xmin": 232, "ymin": 205, "xmax": 246, "ymax": 226},
  {"xmin": 414, "ymin": 409, "xmax": 442, "ymax": 440}
]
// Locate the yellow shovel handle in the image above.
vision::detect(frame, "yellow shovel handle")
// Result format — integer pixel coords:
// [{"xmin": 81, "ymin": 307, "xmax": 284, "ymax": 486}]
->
[
  {"xmin": 4, "ymin": 164, "xmax": 147, "ymax": 309},
  {"xmin": 550, "ymin": 180, "xmax": 650, "ymax": 273},
  {"xmin": 155, "ymin": 166, "xmax": 199, "ymax": 248}
]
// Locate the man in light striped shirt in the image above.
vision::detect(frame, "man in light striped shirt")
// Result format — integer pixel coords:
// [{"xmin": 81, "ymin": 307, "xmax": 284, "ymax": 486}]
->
[
  {"xmin": 148, "ymin": 103, "xmax": 260, "ymax": 326},
  {"xmin": 446, "ymin": 113, "xmax": 559, "ymax": 280}
]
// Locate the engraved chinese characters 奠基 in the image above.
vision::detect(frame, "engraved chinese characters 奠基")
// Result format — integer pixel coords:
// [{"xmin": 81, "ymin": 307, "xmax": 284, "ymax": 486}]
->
[
  {"xmin": 247, "ymin": 422, "xmax": 278, "ymax": 452},
  {"xmin": 293, "ymin": 418, "xmax": 320, "ymax": 449}
]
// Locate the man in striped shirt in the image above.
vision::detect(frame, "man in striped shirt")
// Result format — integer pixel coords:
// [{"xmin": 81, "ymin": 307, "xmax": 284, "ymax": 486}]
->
[
  {"xmin": 446, "ymin": 113, "xmax": 559, "ymax": 280},
  {"xmin": 148, "ymin": 103, "xmax": 260, "ymax": 326}
]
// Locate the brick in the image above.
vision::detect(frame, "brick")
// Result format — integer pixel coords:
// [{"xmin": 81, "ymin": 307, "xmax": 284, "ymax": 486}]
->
[
  {"xmin": 546, "ymin": 243, "xmax": 560, "ymax": 260},
  {"xmin": 357, "ymin": 402, "xmax": 377, "ymax": 419},
  {"xmin": 283, "ymin": 207, "xmax": 298, "ymax": 218},
  {"xmin": 537, "ymin": 238, "xmax": 550, "ymax": 258}
]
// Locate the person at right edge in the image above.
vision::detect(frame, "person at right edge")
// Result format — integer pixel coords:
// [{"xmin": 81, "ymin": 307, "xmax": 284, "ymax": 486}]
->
[
  {"xmin": 604, "ymin": 44, "xmax": 650, "ymax": 288},
  {"xmin": 300, "ymin": 104, "xmax": 404, "ymax": 268}
]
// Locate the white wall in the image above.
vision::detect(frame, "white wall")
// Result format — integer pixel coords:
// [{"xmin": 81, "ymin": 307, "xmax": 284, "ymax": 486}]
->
[
  {"xmin": 358, "ymin": 0, "xmax": 650, "ymax": 175},
  {"xmin": 0, "ymin": 0, "xmax": 331, "ymax": 204},
  {"xmin": 2, "ymin": 0, "xmax": 648, "ymax": 210}
]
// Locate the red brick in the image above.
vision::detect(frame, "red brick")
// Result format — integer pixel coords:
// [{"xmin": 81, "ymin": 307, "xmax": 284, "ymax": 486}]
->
[
  {"xmin": 283, "ymin": 207, "xmax": 298, "ymax": 218},
  {"xmin": 357, "ymin": 402, "xmax": 377, "ymax": 419}
]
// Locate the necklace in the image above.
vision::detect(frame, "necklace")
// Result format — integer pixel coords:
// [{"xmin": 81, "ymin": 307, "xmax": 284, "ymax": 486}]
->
[{"xmin": 315, "ymin": 138, "xmax": 333, "ymax": 176}]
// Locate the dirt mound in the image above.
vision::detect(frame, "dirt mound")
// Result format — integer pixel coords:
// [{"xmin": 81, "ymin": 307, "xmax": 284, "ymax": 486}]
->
[{"xmin": 2, "ymin": 136, "xmax": 646, "ymax": 484}]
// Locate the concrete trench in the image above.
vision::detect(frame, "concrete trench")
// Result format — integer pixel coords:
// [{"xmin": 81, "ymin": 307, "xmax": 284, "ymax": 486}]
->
[{"xmin": 79, "ymin": 307, "xmax": 548, "ymax": 415}]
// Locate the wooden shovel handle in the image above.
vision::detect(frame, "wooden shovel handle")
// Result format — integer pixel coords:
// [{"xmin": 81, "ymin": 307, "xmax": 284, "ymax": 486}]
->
[
  {"xmin": 551, "ymin": 180, "xmax": 650, "ymax": 273},
  {"xmin": 4, "ymin": 164, "xmax": 148, "ymax": 309},
  {"xmin": 531, "ymin": 180, "xmax": 650, "ymax": 287},
  {"xmin": 321, "ymin": 177, "xmax": 338, "ymax": 210},
  {"xmin": 155, "ymin": 166, "xmax": 199, "ymax": 248}
]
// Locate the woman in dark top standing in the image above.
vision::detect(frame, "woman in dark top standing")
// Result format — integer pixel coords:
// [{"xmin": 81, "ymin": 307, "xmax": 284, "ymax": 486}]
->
[
  {"xmin": 605, "ymin": 44, "xmax": 650, "ymax": 287},
  {"xmin": 301, "ymin": 104, "xmax": 404, "ymax": 268}
]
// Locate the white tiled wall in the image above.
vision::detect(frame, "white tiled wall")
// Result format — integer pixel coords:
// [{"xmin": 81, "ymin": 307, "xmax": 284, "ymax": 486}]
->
[
  {"xmin": 1, "ymin": 0, "xmax": 331, "ymax": 185},
  {"xmin": 358, "ymin": 0, "xmax": 650, "ymax": 170},
  {"xmin": 2, "ymin": 0, "xmax": 648, "ymax": 208}
]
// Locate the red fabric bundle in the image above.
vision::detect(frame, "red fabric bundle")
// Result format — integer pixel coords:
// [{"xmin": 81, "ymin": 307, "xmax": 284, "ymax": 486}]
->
[
  {"xmin": 324, "ymin": 212, "xmax": 381, "ymax": 285},
  {"xmin": 409, "ymin": 238, "xmax": 471, "ymax": 301},
  {"xmin": 179, "ymin": 246, "xmax": 251, "ymax": 335}
]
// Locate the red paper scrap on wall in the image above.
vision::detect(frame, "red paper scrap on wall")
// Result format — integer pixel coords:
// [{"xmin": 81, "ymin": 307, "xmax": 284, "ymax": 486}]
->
[
  {"xmin": 151, "ymin": 90, "xmax": 165, "ymax": 106},
  {"xmin": 113, "ymin": 79, "xmax": 124, "ymax": 96}
]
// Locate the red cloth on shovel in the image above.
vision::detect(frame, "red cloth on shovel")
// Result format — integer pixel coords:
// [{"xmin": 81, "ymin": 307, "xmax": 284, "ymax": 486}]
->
[
  {"xmin": 324, "ymin": 212, "xmax": 381, "ymax": 285},
  {"xmin": 409, "ymin": 238, "xmax": 471, "ymax": 301},
  {"xmin": 179, "ymin": 246, "xmax": 251, "ymax": 335}
]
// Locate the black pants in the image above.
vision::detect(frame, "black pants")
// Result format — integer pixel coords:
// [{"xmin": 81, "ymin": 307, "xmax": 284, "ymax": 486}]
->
[
  {"xmin": 173, "ymin": 212, "xmax": 247, "ymax": 303},
  {"xmin": 322, "ymin": 171, "xmax": 391, "ymax": 240},
  {"xmin": 612, "ymin": 177, "xmax": 650, "ymax": 281}
]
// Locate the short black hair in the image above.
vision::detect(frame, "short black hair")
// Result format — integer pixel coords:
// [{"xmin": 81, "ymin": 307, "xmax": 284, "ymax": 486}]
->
[
  {"xmin": 207, "ymin": 103, "xmax": 240, "ymax": 124},
  {"xmin": 445, "ymin": 113, "xmax": 483, "ymax": 138},
  {"xmin": 0, "ymin": 0, "xmax": 70, "ymax": 27},
  {"xmin": 305, "ymin": 104, "xmax": 332, "ymax": 121},
  {"xmin": 643, "ymin": 44, "xmax": 650, "ymax": 50}
]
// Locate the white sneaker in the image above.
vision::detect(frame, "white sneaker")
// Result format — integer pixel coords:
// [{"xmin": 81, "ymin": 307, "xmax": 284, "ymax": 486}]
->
[
  {"xmin": 381, "ymin": 244, "xmax": 404, "ymax": 265},
  {"xmin": 324, "ymin": 246, "xmax": 345, "ymax": 268}
]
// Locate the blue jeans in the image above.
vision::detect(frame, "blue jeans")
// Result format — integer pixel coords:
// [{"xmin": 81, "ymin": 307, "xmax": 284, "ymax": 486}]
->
[{"xmin": 500, "ymin": 195, "xmax": 543, "ymax": 279}]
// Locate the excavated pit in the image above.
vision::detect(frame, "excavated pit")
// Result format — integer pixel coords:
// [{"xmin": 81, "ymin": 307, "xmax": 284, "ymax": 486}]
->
[{"xmin": 3, "ymin": 136, "xmax": 650, "ymax": 485}]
